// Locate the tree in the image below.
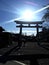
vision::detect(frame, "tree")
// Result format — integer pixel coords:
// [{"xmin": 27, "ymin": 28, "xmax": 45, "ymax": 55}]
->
[
  {"xmin": 42, "ymin": 4, "xmax": 49, "ymax": 21},
  {"xmin": 0, "ymin": 26, "xmax": 5, "ymax": 32}
]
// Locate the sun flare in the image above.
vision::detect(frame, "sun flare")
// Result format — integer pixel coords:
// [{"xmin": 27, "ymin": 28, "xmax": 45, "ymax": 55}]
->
[{"xmin": 21, "ymin": 10, "xmax": 33, "ymax": 21}]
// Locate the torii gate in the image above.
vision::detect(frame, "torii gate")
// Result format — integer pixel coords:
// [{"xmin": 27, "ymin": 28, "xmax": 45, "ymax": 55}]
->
[
  {"xmin": 14, "ymin": 20, "xmax": 44, "ymax": 36},
  {"xmin": 13, "ymin": 20, "xmax": 49, "ymax": 65}
]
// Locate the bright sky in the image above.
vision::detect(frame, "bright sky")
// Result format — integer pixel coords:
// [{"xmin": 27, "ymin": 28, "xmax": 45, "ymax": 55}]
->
[{"xmin": 0, "ymin": 0, "xmax": 49, "ymax": 35}]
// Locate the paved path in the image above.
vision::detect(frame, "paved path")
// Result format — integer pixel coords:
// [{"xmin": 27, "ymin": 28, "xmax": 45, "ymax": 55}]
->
[{"xmin": 0, "ymin": 42, "xmax": 49, "ymax": 65}]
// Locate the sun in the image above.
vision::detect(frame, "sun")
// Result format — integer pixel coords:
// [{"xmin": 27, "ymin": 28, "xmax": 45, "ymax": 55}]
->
[{"xmin": 21, "ymin": 9, "xmax": 33, "ymax": 21}]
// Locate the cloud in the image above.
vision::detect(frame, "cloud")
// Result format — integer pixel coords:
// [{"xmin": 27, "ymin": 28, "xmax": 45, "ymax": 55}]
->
[{"xmin": 25, "ymin": 1, "xmax": 38, "ymax": 6}]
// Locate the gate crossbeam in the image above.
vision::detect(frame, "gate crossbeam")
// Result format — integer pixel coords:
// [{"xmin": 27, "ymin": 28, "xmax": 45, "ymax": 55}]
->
[{"xmin": 14, "ymin": 21, "xmax": 44, "ymax": 35}]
